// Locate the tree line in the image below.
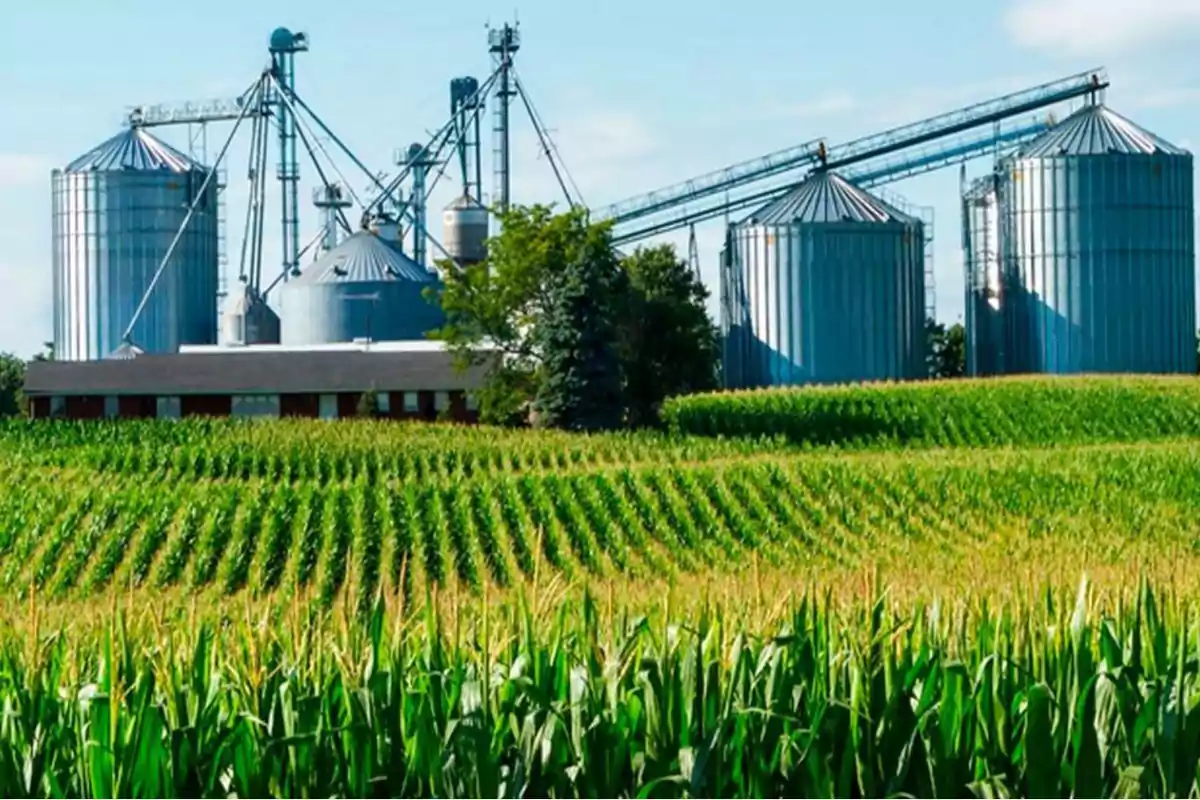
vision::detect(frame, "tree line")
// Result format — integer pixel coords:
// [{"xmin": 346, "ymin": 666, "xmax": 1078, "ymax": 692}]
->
[{"xmin": 428, "ymin": 204, "xmax": 720, "ymax": 431}]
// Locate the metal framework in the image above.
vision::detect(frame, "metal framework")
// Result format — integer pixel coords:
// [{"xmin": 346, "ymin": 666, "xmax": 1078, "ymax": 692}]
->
[
  {"xmin": 269, "ymin": 29, "xmax": 309, "ymax": 280},
  {"xmin": 601, "ymin": 69, "xmax": 1108, "ymax": 245},
  {"xmin": 451, "ymin": 76, "xmax": 484, "ymax": 202},
  {"xmin": 361, "ymin": 24, "xmax": 577, "ymax": 258},
  {"xmin": 489, "ymin": 23, "xmax": 520, "ymax": 210}
]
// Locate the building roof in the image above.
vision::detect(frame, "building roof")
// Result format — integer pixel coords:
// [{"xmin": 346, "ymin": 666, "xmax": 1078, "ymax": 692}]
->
[
  {"xmin": 745, "ymin": 171, "xmax": 916, "ymax": 225},
  {"xmin": 64, "ymin": 127, "xmax": 204, "ymax": 173},
  {"xmin": 1016, "ymin": 104, "xmax": 1188, "ymax": 157},
  {"xmin": 24, "ymin": 348, "xmax": 489, "ymax": 396},
  {"xmin": 290, "ymin": 231, "xmax": 435, "ymax": 285}
]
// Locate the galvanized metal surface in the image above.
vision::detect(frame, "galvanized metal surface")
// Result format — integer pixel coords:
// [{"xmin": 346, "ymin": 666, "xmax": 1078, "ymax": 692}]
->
[
  {"xmin": 53, "ymin": 128, "xmax": 218, "ymax": 360},
  {"xmin": 724, "ymin": 172, "xmax": 926, "ymax": 387},
  {"xmin": 65, "ymin": 127, "xmax": 200, "ymax": 172},
  {"xmin": 1000, "ymin": 105, "xmax": 1195, "ymax": 374},
  {"xmin": 745, "ymin": 170, "xmax": 911, "ymax": 224},
  {"xmin": 442, "ymin": 195, "xmax": 489, "ymax": 264},
  {"xmin": 1016, "ymin": 104, "xmax": 1187, "ymax": 157},
  {"xmin": 962, "ymin": 174, "xmax": 1004, "ymax": 376},
  {"xmin": 280, "ymin": 231, "xmax": 445, "ymax": 345},
  {"xmin": 221, "ymin": 285, "xmax": 281, "ymax": 345}
]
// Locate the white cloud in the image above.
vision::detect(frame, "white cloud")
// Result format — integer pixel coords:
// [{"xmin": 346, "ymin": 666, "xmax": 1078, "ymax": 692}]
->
[
  {"xmin": 1005, "ymin": 0, "xmax": 1200, "ymax": 55},
  {"xmin": 0, "ymin": 153, "xmax": 54, "ymax": 186}
]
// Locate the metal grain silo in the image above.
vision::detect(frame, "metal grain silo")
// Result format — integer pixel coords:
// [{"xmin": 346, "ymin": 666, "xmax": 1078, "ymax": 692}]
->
[
  {"xmin": 718, "ymin": 226, "xmax": 751, "ymax": 388},
  {"xmin": 221, "ymin": 284, "xmax": 281, "ymax": 346},
  {"xmin": 279, "ymin": 230, "xmax": 445, "ymax": 345},
  {"xmin": 962, "ymin": 173, "xmax": 1004, "ymax": 376},
  {"xmin": 999, "ymin": 103, "xmax": 1195, "ymax": 374},
  {"xmin": 442, "ymin": 195, "xmax": 489, "ymax": 264},
  {"xmin": 52, "ymin": 126, "xmax": 218, "ymax": 360},
  {"xmin": 724, "ymin": 171, "xmax": 926, "ymax": 386}
]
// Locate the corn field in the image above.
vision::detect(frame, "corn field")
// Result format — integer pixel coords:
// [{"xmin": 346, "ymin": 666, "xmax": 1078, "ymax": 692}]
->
[
  {"xmin": 3, "ymin": 375, "xmax": 1200, "ymax": 795},
  {"xmin": 661, "ymin": 375, "xmax": 1200, "ymax": 447},
  {"xmin": 0, "ymin": 580, "xmax": 1199, "ymax": 797},
  {"xmin": 3, "ymin": 434, "xmax": 1200, "ymax": 603}
]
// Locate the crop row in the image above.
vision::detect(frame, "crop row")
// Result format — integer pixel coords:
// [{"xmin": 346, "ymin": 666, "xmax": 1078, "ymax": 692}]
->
[
  {"xmin": 662, "ymin": 374, "xmax": 1200, "ymax": 447},
  {"xmin": 4, "ymin": 443, "xmax": 1200, "ymax": 602},
  {"xmin": 0, "ymin": 419, "xmax": 790, "ymax": 481},
  {"xmin": 0, "ymin": 578, "xmax": 1196, "ymax": 797}
]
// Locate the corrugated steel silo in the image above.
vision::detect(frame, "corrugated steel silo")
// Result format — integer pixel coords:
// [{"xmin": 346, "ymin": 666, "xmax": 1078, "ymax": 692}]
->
[
  {"xmin": 442, "ymin": 195, "xmax": 489, "ymax": 264},
  {"xmin": 724, "ymin": 171, "xmax": 926, "ymax": 386},
  {"xmin": 52, "ymin": 126, "xmax": 218, "ymax": 360},
  {"xmin": 221, "ymin": 284, "xmax": 281, "ymax": 346},
  {"xmin": 279, "ymin": 230, "xmax": 445, "ymax": 345},
  {"xmin": 962, "ymin": 173, "xmax": 1004, "ymax": 376},
  {"xmin": 718, "ymin": 226, "xmax": 751, "ymax": 388},
  {"xmin": 999, "ymin": 103, "xmax": 1195, "ymax": 374}
]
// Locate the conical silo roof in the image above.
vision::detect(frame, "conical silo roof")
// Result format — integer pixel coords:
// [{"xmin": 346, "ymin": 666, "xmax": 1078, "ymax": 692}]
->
[
  {"xmin": 1016, "ymin": 104, "xmax": 1188, "ymax": 157},
  {"xmin": 291, "ymin": 231, "xmax": 436, "ymax": 285},
  {"xmin": 746, "ymin": 171, "xmax": 916, "ymax": 225},
  {"xmin": 65, "ymin": 127, "xmax": 203, "ymax": 173}
]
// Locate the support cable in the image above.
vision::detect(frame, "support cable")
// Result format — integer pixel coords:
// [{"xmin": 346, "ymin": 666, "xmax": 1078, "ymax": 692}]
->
[
  {"xmin": 251, "ymin": 104, "xmax": 272, "ymax": 290},
  {"xmin": 364, "ymin": 67, "xmax": 503, "ymax": 216},
  {"xmin": 122, "ymin": 74, "xmax": 266, "ymax": 344},
  {"xmin": 235, "ymin": 109, "xmax": 265, "ymax": 285},
  {"xmin": 275, "ymin": 81, "xmax": 402, "ymax": 208},
  {"xmin": 269, "ymin": 76, "xmax": 355, "ymax": 254},
  {"xmin": 269, "ymin": 74, "xmax": 364, "ymax": 210},
  {"xmin": 512, "ymin": 68, "xmax": 584, "ymax": 208}
]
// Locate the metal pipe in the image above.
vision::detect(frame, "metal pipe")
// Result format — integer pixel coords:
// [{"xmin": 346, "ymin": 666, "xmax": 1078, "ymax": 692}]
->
[
  {"xmin": 365, "ymin": 68, "xmax": 502, "ymax": 216},
  {"xmin": 269, "ymin": 75, "xmax": 354, "ymax": 245},
  {"xmin": 275, "ymin": 82, "xmax": 392, "ymax": 201}
]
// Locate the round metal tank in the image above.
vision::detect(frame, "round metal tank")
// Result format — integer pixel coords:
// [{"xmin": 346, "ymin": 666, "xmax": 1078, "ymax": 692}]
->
[
  {"xmin": 221, "ymin": 284, "xmax": 281, "ymax": 346},
  {"xmin": 718, "ymin": 226, "xmax": 750, "ymax": 388},
  {"xmin": 962, "ymin": 173, "xmax": 1004, "ymax": 376},
  {"xmin": 280, "ymin": 231, "xmax": 445, "ymax": 345},
  {"xmin": 725, "ymin": 171, "xmax": 926, "ymax": 386},
  {"xmin": 52, "ymin": 126, "xmax": 218, "ymax": 360},
  {"xmin": 999, "ymin": 103, "xmax": 1195, "ymax": 374},
  {"xmin": 442, "ymin": 195, "xmax": 488, "ymax": 264}
]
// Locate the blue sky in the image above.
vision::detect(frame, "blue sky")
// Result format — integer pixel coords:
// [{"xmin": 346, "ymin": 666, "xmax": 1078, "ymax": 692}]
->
[{"xmin": 1, "ymin": 0, "xmax": 1198, "ymax": 357}]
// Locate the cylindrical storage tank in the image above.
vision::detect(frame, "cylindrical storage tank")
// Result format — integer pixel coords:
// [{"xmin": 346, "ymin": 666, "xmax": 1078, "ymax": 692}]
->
[
  {"xmin": 718, "ymin": 225, "xmax": 751, "ymax": 388},
  {"xmin": 280, "ymin": 231, "xmax": 445, "ymax": 345},
  {"xmin": 727, "ymin": 171, "xmax": 926, "ymax": 386},
  {"xmin": 221, "ymin": 284, "xmax": 281, "ymax": 346},
  {"xmin": 442, "ymin": 195, "xmax": 489, "ymax": 264},
  {"xmin": 52, "ymin": 127, "xmax": 218, "ymax": 360},
  {"xmin": 962, "ymin": 173, "xmax": 1004, "ymax": 376},
  {"xmin": 999, "ymin": 103, "xmax": 1195, "ymax": 374}
]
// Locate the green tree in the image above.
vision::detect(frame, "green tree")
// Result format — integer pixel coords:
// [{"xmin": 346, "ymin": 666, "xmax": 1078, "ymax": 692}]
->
[
  {"xmin": 619, "ymin": 244, "xmax": 720, "ymax": 427},
  {"xmin": 0, "ymin": 353, "xmax": 25, "ymax": 418},
  {"xmin": 926, "ymin": 319, "xmax": 966, "ymax": 379},
  {"xmin": 430, "ymin": 204, "xmax": 600, "ymax": 424},
  {"xmin": 355, "ymin": 388, "xmax": 380, "ymax": 419},
  {"xmin": 532, "ymin": 226, "xmax": 625, "ymax": 431}
]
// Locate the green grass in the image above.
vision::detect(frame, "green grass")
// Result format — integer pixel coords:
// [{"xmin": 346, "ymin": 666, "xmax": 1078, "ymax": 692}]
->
[{"xmin": 661, "ymin": 374, "xmax": 1200, "ymax": 448}]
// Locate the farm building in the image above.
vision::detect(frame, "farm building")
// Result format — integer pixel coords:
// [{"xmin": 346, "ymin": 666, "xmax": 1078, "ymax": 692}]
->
[{"xmin": 23, "ymin": 341, "xmax": 489, "ymax": 423}]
